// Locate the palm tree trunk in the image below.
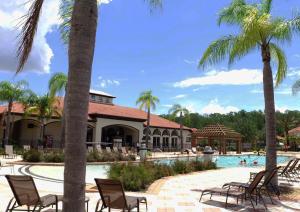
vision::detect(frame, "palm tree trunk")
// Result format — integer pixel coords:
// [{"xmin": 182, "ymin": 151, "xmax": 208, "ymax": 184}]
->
[
  {"xmin": 61, "ymin": 89, "xmax": 68, "ymax": 148},
  {"xmin": 145, "ymin": 107, "xmax": 150, "ymax": 148},
  {"xmin": 4, "ymin": 101, "xmax": 13, "ymax": 145},
  {"xmin": 180, "ymin": 111, "xmax": 183, "ymax": 153},
  {"xmin": 262, "ymin": 44, "xmax": 278, "ymax": 188},
  {"xmin": 63, "ymin": 0, "xmax": 97, "ymax": 211}
]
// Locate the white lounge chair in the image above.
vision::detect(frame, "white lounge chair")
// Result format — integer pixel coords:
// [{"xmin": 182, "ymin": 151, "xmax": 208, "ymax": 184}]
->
[
  {"xmin": 106, "ymin": 147, "xmax": 112, "ymax": 153},
  {"xmin": 113, "ymin": 147, "xmax": 119, "ymax": 153},
  {"xmin": 96, "ymin": 146, "xmax": 102, "ymax": 153},
  {"xmin": 23, "ymin": 145, "xmax": 30, "ymax": 152},
  {"xmin": 5, "ymin": 145, "xmax": 16, "ymax": 159},
  {"xmin": 87, "ymin": 146, "xmax": 94, "ymax": 153}
]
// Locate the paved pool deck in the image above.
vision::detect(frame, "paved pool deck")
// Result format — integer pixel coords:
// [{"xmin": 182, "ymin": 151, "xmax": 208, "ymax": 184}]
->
[{"xmin": 0, "ymin": 153, "xmax": 299, "ymax": 211}]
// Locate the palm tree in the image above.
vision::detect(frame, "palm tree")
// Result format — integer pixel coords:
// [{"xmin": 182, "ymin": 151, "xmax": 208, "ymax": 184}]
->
[
  {"xmin": 49, "ymin": 72, "xmax": 68, "ymax": 146},
  {"xmin": 276, "ymin": 110, "xmax": 299, "ymax": 148},
  {"xmin": 25, "ymin": 94, "xmax": 61, "ymax": 143},
  {"xmin": 199, "ymin": 0, "xmax": 300, "ymax": 187},
  {"xmin": 17, "ymin": 0, "xmax": 162, "ymax": 210},
  {"xmin": 136, "ymin": 90, "xmax": 160, "ymax": 148},
  {"xmin": 168, "ymin": 104, "xmax": 189, "ymax": 152},
  {"xmin": 0, "ymin": 80, "xmax": 28, "ymax": 145}
]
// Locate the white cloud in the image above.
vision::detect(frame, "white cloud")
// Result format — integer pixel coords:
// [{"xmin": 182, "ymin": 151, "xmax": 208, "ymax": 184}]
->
[
  {"xmin": 201, "ymin": 99, "xmax": 239, "ymax": 114},
  {"xmin": 251, "ymin": 88, "xmax": 292, "ymax": 95},
  {"xmin": 96, "ymin": 76, "xmax": 120, "ymax": 88},
  {"xmin": 287, "ymin": 67, "xmax": 300, "ymax": 78},
  {"xmin": 162, "ymin": 104, "xmax": 172, "ymax": 108},
  {"xmin": 174, "ymin": 69, "xmax": 263, "ymax": 88},
  {"xmin": 294, "ymin": 54, "xmax": 300, "ymax": 58},
  {"xmin": 171, "ymin": 94, "xmax": 187, "ymax": 99},
  {"xmin": 275, "ymin": 105, "xmax": 288, "ymax": 113},
  {"xmin": 99, "ymin": 0, "xmax": 113, "ymax": 4},
  {"xmin": 0, "ymin": 0, "xmax": 61, "ymax": 74},
  {"xmin": 184, "ymin": 59, "xmax": 196, "ymax": 65}
]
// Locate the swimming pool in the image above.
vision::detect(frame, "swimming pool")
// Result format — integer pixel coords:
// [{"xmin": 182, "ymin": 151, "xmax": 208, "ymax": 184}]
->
[
  {"xmin": 26, "ymin": 155, "xmax": 291, "ymax": 183},
  {"xmin": 157, "ymin": 155, "xmax": 291, "ymax": 168}
]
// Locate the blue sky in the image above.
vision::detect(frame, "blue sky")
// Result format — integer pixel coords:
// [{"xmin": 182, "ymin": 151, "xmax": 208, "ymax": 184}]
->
[{"xmin": 1, "ymin": 0, "xmax": 300, "ymax": 114}]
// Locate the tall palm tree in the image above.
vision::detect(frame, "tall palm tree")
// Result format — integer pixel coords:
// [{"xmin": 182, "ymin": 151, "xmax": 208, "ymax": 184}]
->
[
  {"xmin": 136, "ymin": 90, "xmax": 160, "ymax": 148},
  {"xmin": 0, "ymin": 80, "xmax": 28, "ymax": 145},
  {"xmin": 199, "ymin": 0, "xmax": 300, "ymax": 187},
  {"xmin": 49, "ymin": 72, "xmax": 68, "ymax": 146},
  {"xmin": 169, "ymin": 104, "xmax": 189, "ymax": 153},
  {"xmin": 17, "ymin": 0, "xmax": 162, "ymax": 210},
  {"xmin": 25, "ymin": 94, "xmax": 61, "ymax": 142}
]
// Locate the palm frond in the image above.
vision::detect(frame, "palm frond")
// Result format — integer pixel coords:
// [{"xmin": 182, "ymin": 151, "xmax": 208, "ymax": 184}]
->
[
  {"xmin": 269, "ymin": 43, "xmax": 287, "ymax": 86},
  {"xmin": 49, "ymin": 72, "xmax": 68, "ymax": 97},
  {"xmin": 261, "ymin": 0, "xmax": 272, "ymax": 14},
  {"xmin": 292, "ymin": 80, "xmax": 300, "ymax": 95},
  {"xmin": 59, "ymin": 0, "xmax": 74, "ymax": 45},
  {"xmin": 218, "ymin": 0, "xmax": 254, "ymax": 26},
  {"xmin": 144, "ymin": 0, "xmax": 163, "ymax": 12},
  {"xmin": 288, "ymin": 15, "xmax": 300, "ymax": 33},
  {"xmin": 229, "ymin": 33, "xmax": 258, "ymax": 65},
  {"xmin": 17, "ymin": 0, "xmax": 44, "ymax": 73},
  {"xmin": 270, "ymin": 18, "xmax": 292, "ymax": 44},
  {"xmin": 199, "ymin": 36, "xmax": 236, "ymax": 68}
]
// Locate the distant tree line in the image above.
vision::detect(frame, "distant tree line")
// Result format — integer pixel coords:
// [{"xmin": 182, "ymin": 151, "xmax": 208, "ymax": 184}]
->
[{"xmin": 161, "ymin": 110, "xmax": 300, "ymax": 149}]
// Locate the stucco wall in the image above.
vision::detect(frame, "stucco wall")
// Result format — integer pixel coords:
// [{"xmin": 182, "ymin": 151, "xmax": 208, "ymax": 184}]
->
[{"xmin": 95, "ymin": 118, "xmax": 144, "ymax": 145}]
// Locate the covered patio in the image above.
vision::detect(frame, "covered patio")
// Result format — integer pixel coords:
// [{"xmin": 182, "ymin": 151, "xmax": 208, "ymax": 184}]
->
[{"xmin": 192, "ymin": 124, "xmax": 243, "ymax": 154}]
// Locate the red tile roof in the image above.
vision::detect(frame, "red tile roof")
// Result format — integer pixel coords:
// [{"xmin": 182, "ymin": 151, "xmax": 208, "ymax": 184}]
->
[
  {"xmin": 289, "ymin": 126, "xmax": 300, "ymax": 135},
  {"xmin": 0, "ymin": 101, "xmax": 190, "ymax": 130}
]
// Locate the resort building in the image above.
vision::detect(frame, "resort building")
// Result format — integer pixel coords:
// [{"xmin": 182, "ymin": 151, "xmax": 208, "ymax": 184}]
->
[{"xmin": 0, "ymin": 90, "xmax": 192, "ymax": 151}]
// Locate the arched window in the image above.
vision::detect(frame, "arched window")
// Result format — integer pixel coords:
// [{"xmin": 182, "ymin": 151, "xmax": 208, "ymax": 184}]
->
[
  {"xmin": 171, "ymin": 130, "xmax": 178, "ymax": 137},
  {"xmin": 162, "ymin": 129, "xmax": 170, "ymax": 137},
  {"xmin": 153, "ymin": 129, "xmax": 161, "ymax": 136}
]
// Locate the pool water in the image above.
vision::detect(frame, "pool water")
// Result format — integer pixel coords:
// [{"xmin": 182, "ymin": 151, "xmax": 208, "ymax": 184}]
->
[{"xmin": 28, "ymin": 155, "xmax": 291, "ymax": 183}]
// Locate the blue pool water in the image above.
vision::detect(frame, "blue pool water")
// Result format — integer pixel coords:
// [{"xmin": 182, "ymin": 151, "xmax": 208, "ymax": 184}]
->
[
  {"xmin": 155, "ymin": 155, "xmax": 291, "ymax": 168},
  {"xmin": 28, "ymin": 155, "xmax": 292, "ymax": 183}
]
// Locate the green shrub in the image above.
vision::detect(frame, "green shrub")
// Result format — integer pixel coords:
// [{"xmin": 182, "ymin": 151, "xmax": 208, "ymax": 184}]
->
[
  {"xmin": 44, "ymin": 151, "xmax": 64, "ymax": 163},
  {"xmin": 108, "ymin": 160, "xmax": 216, "ymax": 191},
  {"xmin": 172, "ymin": 160, "xmax": 193, "ymax": 174},
  {"xmin": 23, "ymin": 149, "xmax": 42, "ymax": 162}
]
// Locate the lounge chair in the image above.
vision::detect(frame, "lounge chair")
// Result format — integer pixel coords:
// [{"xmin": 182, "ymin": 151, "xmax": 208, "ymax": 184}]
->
[
  {"xmin": 113, "ymin": 147, "xmax": 119, "ymax": 153},
  {"xmin": 94, "ymin": 178, "xmax": 147, "ymax": 212},
  {"xmin": 287, "ymin": 158, "xmax": 299, "ymax": 180},
  {"xmin": 23, "ymin": 145, "xmax": 30, "ymax": 152},
  {"xmin": 87, "ymin": 146, "xmax": 94, "ymax": 153},
  {"xmin": 200, "ymin": 170, "xmax": 266, "ymax": 209},
  {"xmin": 224, "ymin": 167, "xmax": 281, "ymax": 203},
  {"xmin": 5, "ymin": 145, "xmax": 16, "ymax": 159},
  {"xmin": 96, "ymin": 146, "xmax": 103, "ymax": 153},
  {"xmin": 278, "ymin": 159, "xmax": 295, "ymax": 183},
  {"xmin": 191, "ymin": 147, "xmax": 197, "ymax": 154},
  {"xmin": 106, "ymin": 147, "xmax": 112, "ymax": 153},
  {"xmin": 121, "ymin": 147, "xmax": 128, "ymax": 155},
  {"xmin": 5, "ymin": 175, "xmax": 62, "ymax": 211}
]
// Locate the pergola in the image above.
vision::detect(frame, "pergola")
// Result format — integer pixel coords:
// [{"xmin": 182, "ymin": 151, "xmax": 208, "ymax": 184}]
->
[{"xmin": 192, "ymin": 124, "xmax": 243, "ymax": 154}]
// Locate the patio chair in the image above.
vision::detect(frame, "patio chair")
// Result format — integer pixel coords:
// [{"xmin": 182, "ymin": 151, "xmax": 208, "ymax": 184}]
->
[
  {"xmin": 94, "ymin": 178, "xmax": 147, "ymax": 212},
  {"xmin": 5, "ymin": 175, "xmax": 62, "ymax": 212},
  {"xmin": 278, "ymin": 159, "xmax": 295, "ymax": 183},
  {"xmin": 191, "ymin": 147, "xmax": 197, "ymax": 154},
  {"xmin": 96, "ymin": 146, "xmax": 103, "ymax": 153},
  {"xmin": 106, "ymin": 147, "xmax": 112, "ymax": 153},
  {"xmin": 223, "ymin": 167, "xmax": 281, "ymax": 203},
  {"xmin": 113, "ymin": 147, "xmax": 119, "ymax": 153},
  {"xmin": 5, "ymin": 145, "xmax": 16, "ymax": 159},
  {"xmin": 121, "ymin": 147, "xmax": 128, "ymax": 155},
  {"xmin": 287, "ymin": 158, "xmax": 299, "ymax": 180},
  {"xmin": 87, "ymin": 146, "xmax": 94, "ymax": 153},
  {"xmin": 23, "ymin": 145, "xmax": 31, "ymax": 152},
  {"xmin": 200, "ymin": 170, "xmax": 266, "ymax": 210}
]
